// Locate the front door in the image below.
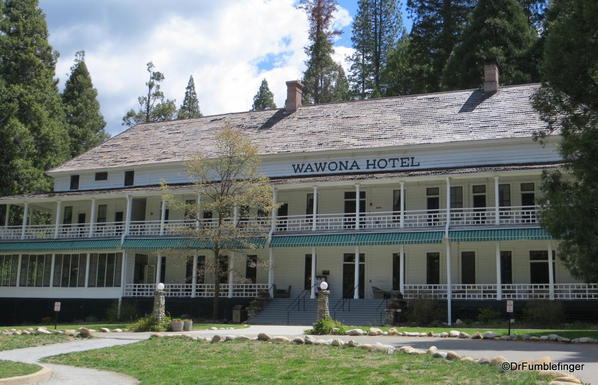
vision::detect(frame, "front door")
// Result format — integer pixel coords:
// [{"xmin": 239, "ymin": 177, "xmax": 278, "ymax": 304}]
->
[
  {"xmin": 472, "ymin": 185, "xmax": 487, "ymax": 224},
  {"xmin": 426, "ymin": 187, "xmax": 440, "ymax": 225},
  {"xmin": 342, "ymin": 253, "xmax": 365, "ymax": 298},
  {"xmin": 521, "ymin": 183, "xmax": 535, "ymax": 223},
  {"xmin": 277, "ymin": 203, "xmax": 288, "ymax": 231},
  {"xmin": 344, "ymin": 191, "xmax": 366, "ymax": 229}
]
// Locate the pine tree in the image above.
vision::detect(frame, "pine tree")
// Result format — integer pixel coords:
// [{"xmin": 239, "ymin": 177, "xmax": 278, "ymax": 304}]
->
[
  {"xmin": 251, "ymin": 79, "xmax": 277, "ymax": 110},
  {"xmin": 62, "ymin": 51, "xmax": 108, "ymax": 157},
  {"xmin": 442, "ymin": 0, "xmax": 538, "ymax": 90},
  {"xmin": 382, "ymin": 34, "xmax": 412, "ymax": 96},
  {"xmin": 404, "ymin": 0, "xmax": 475, "ymax": 93},
  {"xmin": 331, "ymin": 64, "xmax": 351, "ymax": 101},
  {"xmin": 300, "ymin": 0, "xmax": 347, "ymax": 104},
  {"xmin": 178, "ymin": 75, "xmax": 202, "ymax": 119},
  {"xmin": 0, "ymin": 0, "xmax": 70, "ymax": 195},
  {"xmin": 349, "ymin": 0, "xmax": 403, "ymax": 99},
  {"xmin": 123, "ymin": 62, "xmax": 176, "ymax": 127}
]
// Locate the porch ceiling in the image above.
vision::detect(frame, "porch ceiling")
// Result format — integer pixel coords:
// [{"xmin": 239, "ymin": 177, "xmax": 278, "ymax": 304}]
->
[
  {"xmin": 270, "ymin": 231, "xmax": 444, "ymax": 248},
  {"xmin": 449, "ymin": 228, "xmax": 552, "ymax": 242}
]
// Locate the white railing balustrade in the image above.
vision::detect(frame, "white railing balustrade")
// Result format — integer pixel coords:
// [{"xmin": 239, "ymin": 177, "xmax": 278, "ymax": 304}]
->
[{"xmin": 123, "ymin": 283, "xmax": 270, "ymax": 298}]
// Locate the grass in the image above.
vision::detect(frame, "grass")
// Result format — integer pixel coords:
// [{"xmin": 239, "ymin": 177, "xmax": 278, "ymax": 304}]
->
[
  {"xmin": 0, "ymin": 360, "xmax": 41, "ymax": 379},
  {"xmin": 44, "ymin": 336, "xmax": 548, "ymax": 385},
  {"xmin": 0, "ymin": 322, "xmax": 248, "ymax": 332},
  {"xmin": 0, "ymin": 334, "xmax": 72, "ymax": 351},
  {"xmin": 347, "ymin": 326, "xmax": 598, "ymax": 339}
]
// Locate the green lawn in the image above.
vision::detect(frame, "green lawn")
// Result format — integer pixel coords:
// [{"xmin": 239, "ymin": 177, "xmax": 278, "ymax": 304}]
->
[
  {"xmin": 0, "ymin": 322, "xmax": 248, "ymax": 332},
  {"xmin": 0, "ymin": 360, "xmax": 41, "ymax": 379},
  {"xmin": 350, "ymin": 326, "xmax": 598, "ymax": 339},
  {"xmin": 44, "ymin": 337, "xmax": 547, "ymax": 385},
  {"xmin": 0, "ymin": 334, "xmax": 72, "ymax": 351}
]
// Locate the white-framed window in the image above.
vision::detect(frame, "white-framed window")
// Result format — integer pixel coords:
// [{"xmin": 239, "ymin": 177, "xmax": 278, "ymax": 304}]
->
[
  {"xmin": 88, "ymin": 253, "xmax": 122, "ymax": 287},
  {"xmin": 0, "ymin": 255, "xmax": 19, "ymax": 286},
  {"xmin": 20, "ymin": 254, "xmax": 52, "ymax": 287},
  {"xmin": 53, "ymin": 253, "xmax": 87, "ymax": 287}
]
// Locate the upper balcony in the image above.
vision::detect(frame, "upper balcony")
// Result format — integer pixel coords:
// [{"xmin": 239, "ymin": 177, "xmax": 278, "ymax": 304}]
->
[{"xmin": 0, "ymin": 205, "xmax": 540, "ymax": 241}]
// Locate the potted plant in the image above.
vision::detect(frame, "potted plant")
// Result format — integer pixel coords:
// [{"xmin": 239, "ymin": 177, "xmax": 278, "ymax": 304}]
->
[
  {"xmin": 183, "ymin": 319, "xmax": 193, "ymax": 331},
  {"xmin": 170, "ymin": 318, "xmax": 184, "ymax": 332}
]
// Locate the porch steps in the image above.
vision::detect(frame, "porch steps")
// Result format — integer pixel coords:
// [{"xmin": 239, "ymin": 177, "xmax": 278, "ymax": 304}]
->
[{"xmin": 248, "ymin": 298, "xmax": 385, "ymax": 326}]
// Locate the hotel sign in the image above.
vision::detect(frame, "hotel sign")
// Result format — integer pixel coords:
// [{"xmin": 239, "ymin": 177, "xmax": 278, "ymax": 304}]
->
[{"xmin": 291, "ymin": 156, "xmax": 420, "ymax": 175}]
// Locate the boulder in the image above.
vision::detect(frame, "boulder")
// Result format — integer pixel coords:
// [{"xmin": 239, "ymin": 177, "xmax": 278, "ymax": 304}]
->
[
  {"xmin": 64, "ymin": 329, "xmax": 77, "ymax": 336},
  {"xmin": 455, "ymin": 318, "xmax": 463, "ymax": 325},
  {"xmin": 257, "ymin": 333, "xmax": 271, "ymax": 341},
  {"xmin": 446, "ymin": 351, "xmax": 460, "ymax": 360},
  {"xmin": 236, "ymin": 335, "xmax": 251, "ymax": 341},
  {"xmin": 346, "ymin": 328, "xmax": 365, "ymax": 336},
  {"xmin": 271, "ymin": 336, "xmax": 290, "ymax": 343},
  {"xmin": 459, "ymin": 332, "xmax": 470, "ymax": 339},
  {"xmin": 331, "ymin": 338, "xmax": 343, "ymax": 346},
  {"xmin": 360, "ymin": 343, "xmax": 374, "ymax": 351},
  {"xmin": 224, "ymin": 335, "xmax": 235, "ymax": 342},
  {"xmin": 530, "ymin": 336, "xmax": 541, "ymax": 341},
  {"xmin": 304, "ymin": 335, "xmax": 315, "ymax": 345},
  {"xmin": 211, "ymin": 335, "xmax": 222, "ymax": 343},
  {"xmin": 113, "ymin": 328, "xmax": 123, "ymax": 333},
  {"xmin": 14, "ymin": 330, "xmax": 22, "ymax": 335},
  {"xmin": 538, "ymin": 370, "xmax": 569, "ymax": 380},
  {"xmin": 368, "ymin": 328, "xmax": 383, "ymax": 336},
  {"xmin": 426, "ymin": 346, "xmax": 438, "ymax": 354},
  {"xmin": 489, "ymin": 356, "xmax": 508, "ymax": 366},
  {"xmin": 439, "ymin": 332, "xmax": 449, "ymax": 338},
  {"xmin": 399, "ymin": 345, "xmax": 413, "ymax": 354},
  {"xmin": 482, "ymin": 331, "xmax": 498, "ymax": 339},
  {"xmin": 471, "ymin": 332, "xmax": 482, "ymax": 339},
  {"xmin": 432, "ymin": 351, "xmax": 448, "ymax": 359},
  {"xmin": 550, "ymin": 382, "xmax": 582, "ymax": 385},
  {"xmin": 373, "ymin": 343, "xmax": 395, "ymax": 354},
  {"xmin": 552, "ymin": 376, "xmax": 582, "ymax": 384},
  {"xmin": 78, "ymin": 327, "xmax": 94, "ymax": 338},
  {"xmin": 460, "ymin": 356, "xmax": 476, "ymax": 363},
  {"xmin": 387, "ymin": 328, "xmax": 398, "ymax": 335},
  {"xmin": 99, "ymin": 327, "xmax": 110, "ymax": 333},
  {"xmin": 346, "ymin": 339, "xmax": 358, "ymax": 347},
  {"xmin": 478, "ymin": 358, "xmax": 491, "ymax": 365},
  {"xmin": 210, "ymin": 327, "xmax": 218, "ymax": 330},
  {"xmin": 408, "ymin": 348, "xmax": 427, "ymax": 355},
  {"xmin": 571, "ymin": 337, "xmax": 597, "ymax": 343},
  {"xmin": 404, "ymin": 332, "xmax": 420, "ymax": 337},
  {"xmin": 292, "ymin": 337, "xmax": 305, "ymax": 344},
  {"xmin": 22, "ymin": 330, "xmax": 32, "ymax": 335},
  {"xmin": 557, "ymin": 336, "xmax": 571, "ymax": 343},
  {"xmin": 448, "ymin": 330, "xmax": 460, "ymax": 338}
]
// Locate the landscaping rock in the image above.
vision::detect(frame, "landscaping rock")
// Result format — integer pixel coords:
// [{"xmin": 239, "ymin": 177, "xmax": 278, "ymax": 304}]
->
[
  {"xmin": 448, "ymin": 330, "xmax": 460, "ymax": 337},
  {"xmin": 211, "ymin": 335, "xmax": 222, "ymax": 343},
  {"xmin": 387, "ymin": 328, "xmax": 398, "ymax": 335},
  {"xmin": 257, "ymin": 333, "xmax": 271, "ymax": 341},
  {"xmin": 236, "ymin": 335, "xmax": 251, "ymax": 341},
  {"xmin": 404, "ymin": 332, "xmax": 420, "ymax": 337},
  {"xmin": 557, "ymin": 336, "xmax": 570, "ymax": 343},
  {"xmin": 571, "ymin": 337, "xmax": 597, "ymax": 343},
  {"xmin": 460, "ymin": 356, "xmax": 476, "ymax": 362},
  {"xmin": 478, "ymin": 358, "xmax": 490, "ymax": 365},
  {"xmin": 459, "ymin": 332, "xmax": 470, "ymax": 339},
  {"xmin": 482, "ymin": 331, "xmax": 498, "ymax": 339},
  {"xmin": 471, "ymin": 332, "xmax": 482, "ymax": 339},
  {"xmin": 150, "ymin": 333, "xmax": 164, "ymax": 338},
  {"xmin": 446, "ymin": 351, "xmax": 460, "ymax": 360},
  {"xmin": 368, "ymin": 327, "xmax": 383, "ymax": 336},
  {"xmin": 210, "ymin": 327, "xmax": 217, "ymax": 330},
  {"xmin": 224, "ymin": 335, "xmax": 235, "ymax": 342},
  {"xmin": 14, "ymin": 330, "xmax": 22, "ymax": 335},
  {"xmin": 538, "ymin": 370, "xmax": 569, "ymax": 379},
  {"xmin": 399, "ymin": 345, "xmax": 413, "ymax": 353},
  {"xmin": 552, "ymin": 376, "xmax": 582, "ymax": 384},
  {"xmin": 64, "ymin": 329, "xmax": 77, "ymax": 336},
  {"xmin": 331, "ymin": 328, "xmax": 340, "ymax": 334},
  {"xmin": 113, "ymin": 328, "xmax": 123, "ymax": 333},
  {"xmin": 490, "ymin": 356, "xmax": 508, "ymax": 366},
  {"xmin": 550, "ymin": 382, "xmax": 581, "ymax": 385},
  {"xmin": 292, "ymin": 337, "xmax": 305, "ymax": 344},
  {"xmin": 346, "ymin": 328, "xmax": 365, "ymax": 336},
  {"xmin": 360, "ymin": 343, "xmax": 374, "ymax": 351},
  {"xmin": 455, "ymin": 318, "xmax": 463, "ymax": 325},
  {"xmin": 408, "ymin": 348, "xmax": 427, "ymax": 355},
  {"xmin": 426, "ymin": 346, "xmax": 438, "ymax": 354},
  {"xmin": 78, "ymin": 327, "xmax": 94, "ymax": 338},
  {"xmin": 530, "ymin": 336, "xmax": 540, "ymax": 341},
  {"xmin": 271, "ymin": 336, "xmax": 290, "ymax": 343},
  {"xmin": 22, "ymin": 330, "xmax": 32, "ymax": 335},
  {"xmin": 99, "ymin": 327, "xmax": 110, "ymax": 333},
  {"xmin": 304, "ymin": 335, "xmax": 315, "ymax": 345},
  {"xmin": 373, "ymin": 343, "xmax": 395, "ymax": 354},
  {"xmin": 331, "ymin": 338, "xmax": 343, "ymax": 346},
  {"xmin": 432, "ymin": 351, "xmax": 448, "ymax": 359},
  {"xmin": 346, "ymin": 339, "xmax": 358, "ymax": 347}
]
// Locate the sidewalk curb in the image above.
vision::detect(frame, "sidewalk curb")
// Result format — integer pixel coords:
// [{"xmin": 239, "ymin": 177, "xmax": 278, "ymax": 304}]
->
[{"xmin": 0, "ymin": 365, "xmax": 52, "ymax": 385}]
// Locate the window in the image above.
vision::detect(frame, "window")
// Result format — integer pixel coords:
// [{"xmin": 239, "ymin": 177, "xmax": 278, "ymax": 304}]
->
[
  {"xmin": 450, "ymin": 186, "xmax": 463, "ymax": 209},
  {"xmin": 306, "ymin": 193, "xmax": 315, "ymax": 215},
  {"xmin": 461, "ymin": 251, "xmax": 475, "ymax": 284},
  {"xmin": 0, "ymin": 255, "xmax": 19, "ymax": 286},
  {"xmin": 219, "ymin": 257, "xmax": 229, "ymax": 284},
  {"xmin": 499, "ymin": 184, "xmax": 511, "ymax": 207},
  {"xmin": 426, "ymin": 252, "xmax": 440, "ymax": 285},
  {"xmin": 62, "ymin": 206, "xmax": 73, "ymax": 225},
  {"xmin": 88, "ymin": 253, "xmax": 122, "ymax": 287},
  {"xmin": 19, "ymin": 254, "xmax": 52, "ymax": 287},
  {"xmin": 184, "ymin": 255, "xmax": 205, "ymax": 284},
  {"xmin": 70, "ymin": 175, "xmax": 80, "ymax": 190},
  {"xmin": 97, "ymin": 205, "xmax": 107, "ymax": 223},
  {"xmin": 246, "ymin": 255, "xmax": 257, "ymax": 284},
  {"xmin": 529, "ymin": 250, "xmax": 556, "ymax": 284},
  {"xmin": 124, "ymin": 171, "xmax": 135, "ymax": 186},
  {"xmin": 95, "ymin": 172, "xmax": 108, "ymax": 181},
  {"xmin": 392, "ymin": 253, "xmax": 405, "ymax": 290},
  {"xmin": 500, "ymin": 251, "xmax": 513, "ymax": 284},
  {"xmin": 53, "ymin": 253, "xmax": 86, "ymax": 287},
  {"xmin": 392, "ymin": 189, "xmax": 402, "ymax": 213},
  {"xmin": 114, "ymin": 211, "xmax": 124, "ymax": 223}
]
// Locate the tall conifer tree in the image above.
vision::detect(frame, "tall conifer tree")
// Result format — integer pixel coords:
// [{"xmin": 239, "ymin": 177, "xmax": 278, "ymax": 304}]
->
[
  {"xmin": 251, "ymin": 79, "xmax": 276, "ymax": 110},
  {"xmin": 62, "ymin": 51, "xmax": 108, "ymax": 157},
  {"xmin": 178, "ymin": 75, "xmax": 202, "ymax": 119},
  {"xmin": 442, "ymin": 0, "xmax": 538, "ymax": 90},
  {"xmin": 0, "ymin": 0, "xmax": 70, "ymax": 195}
]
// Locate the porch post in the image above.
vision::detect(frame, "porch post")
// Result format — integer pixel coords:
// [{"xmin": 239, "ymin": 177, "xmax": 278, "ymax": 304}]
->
[
  {"xmin": 119, "ymin": 251, "xmax": 127, "ymax": 297},
  {"xmin": 15, "ymin": 254, "xmax": 22, "ymax": 287},
  {"xmin": 353, "ymin": 246, "xmax": 360, "ymax": 299},
  {"xmin": 548, "ymin": 242, "xmax": 554, "ymax": 300},
  {"xmin": 155, "ymin": 255, "xmax": 162, "ymax": 284},
  {"xmin": 89, "ymin": 199, "xmax": 97, "ymax": 237},
  {"xmin": 399, "ymin": 244, "xmax": 405, "ymax": 294},
  {"xmin": 4, "ymin": 204, "xmax": 10, "ymax": 227},
  {"xmin": 191, "ymin": 254, "xmax": 198, "ymax": 298},
  {"xmin": 270, "ymin": 188, "xmax": 278, "ymax": 233},
  {"xmin": 195, "ymin": 192, "xmax": 201, "ymax": 230},
  {"xmin": 400, "ymin": 182, "xmax": 405, "ymax": 228},
  {"xmin": 159, "ymin": 199, "xmax": 166, "ymax": 235},
  {"xmin": 494, "ymin": 176, "xmax": 500, "ymax": 225},
  {"xmin": 446, "ymin": 240, "xmax": 452, "ymax": 326},
  {"xmin": 124, "ymin": 195, "xmax": 133, "ymax": 236},
  {"xmin": 268, "ymin": 248, "xmax": 274, "ymax": 297},
  {"xmin": 495, "ymin": 242, "xmax": 502, "ymax": 300},
  {"xmin": 311, "ymin": 186, "xmax": 318, "ymax": 231},
  {"xmin": 54, "ymin": 201, "xmax": 62, "ymax": 238},
  {"xmin": 355, "ymin": 184, "xmax": 360, "ymax": 229},
  {"xmin": 228, "ymin": 255, "xmax": 234, "ymax": 298},
  {"xmin": 49, "ymin": 254, "xmax": 55, "ymax": 288},
  {"xmin": 85, "ymin": 253, "xmax": 91, "ymax": 287},
  {"xmin": 445, "ymin": 177, "xmax": 451, "ymax": 228},
  {"xmin": 233, "ymin": 205, "xmax": 239, "ymax": 225},
  {"xmin": 20, "ymin": 202, "xmax": 29, "ymax": 240},
  {"xmin": 310, "ymin": 247, "xmax": 317, "ymax": 299}
]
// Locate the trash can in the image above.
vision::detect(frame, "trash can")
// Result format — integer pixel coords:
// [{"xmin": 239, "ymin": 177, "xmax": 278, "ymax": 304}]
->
[{"xmin": 232, "ymin": 305, "xmax": 246, "ymax": 323}]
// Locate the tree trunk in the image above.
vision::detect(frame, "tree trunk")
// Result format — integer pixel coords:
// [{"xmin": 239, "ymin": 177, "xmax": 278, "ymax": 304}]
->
[{"xmin": 212, "ymin": 249, "xmax": 221, "ymax": 320}]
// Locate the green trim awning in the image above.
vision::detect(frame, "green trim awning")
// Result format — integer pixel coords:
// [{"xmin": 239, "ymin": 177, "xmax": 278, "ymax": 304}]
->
[
  {"xmin": 270, "ymin": 232, "xmax": 444, "ymax": 248},
  {"xmin": 123, "ymin": 237, "xmax": 266, "ymax": 251},
  {"xmin": 449, "ymin": 228, "xmax": 553, "ymax": 242},
  {"xmin": 0, "ymin": 239, "xmax": 121, "ymax": 252}
]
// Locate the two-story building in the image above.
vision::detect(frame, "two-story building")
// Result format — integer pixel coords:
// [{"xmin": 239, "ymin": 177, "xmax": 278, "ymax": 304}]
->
[{"xmin": 1, "ymin": 64, "xmax": 596, "ymax": 325}]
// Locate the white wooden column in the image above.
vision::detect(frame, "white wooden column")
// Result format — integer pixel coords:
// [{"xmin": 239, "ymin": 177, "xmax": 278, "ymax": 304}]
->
[
  {"xmin": 355, "ymin": 184, "xmax": 360, "ymax": 229},
  {"xmin": 353, "ymin": 246, "xmax": 360, "ymax": 299},
  {"xmin": 548, "ymin": 242, "xmax": 555, "ymax": 300},
  {"xmin": 399, "ymin": 245, "xmax": 405, "ymax": 294},
  {"xmin": 88, "ymin": 199, "xmax": 97, "ymax": 237},
  {"xmin": 191, "ymin": 254, "xmax": 198, "ymax": 298},
  {"xmin": 54, "ymin": 201, "xmax": 62, "ymax": 238},
  {"xmin": 4, "ymin": 204, "xmax": 10, "ymax": 227},
  {"xmin": 233, "ymin": 205, "xmax": 239, "ymax": 225},
  {"xmin": 445, "ymin": 177, "xmax": 451, "ymax": 230},
  {"xmin": 20, "ymin": 202, "xmax": 29, "ymax": 239},
  {"xmin": 85, "ymin": 253, "xmax": 91, "ymax": 287},
  {"xmin": 15, "ymin": 254, "xmax": 22, "ymax": 287},
  {"xmin": 119, "ymin": 252, "xmax": 127, "ymax": 294},
  {"xmin": 311, "ymin": 186, "xmax": 318, "ymax": 231},
  {"xmin": 270, "ymin": 188, "xmax": 278, "ymax": 233},
  {"xmin": 124, "ymin": 196, "xmax": 133, "ymax": 237},
  {"xmin": 310, "ymin": 247, "xmax": 317, "ymax": 299},
  {"xmin": 195, "ymin": 192, "xmax": 201, "ymax": 230},
  {"xmin": 159, "ymin": 199, "xmax": 167, "ymax": 235},
  {"xmin": 399, "ymin": 182, "xmax": 405, "ymax": 228},
  {"xmin": 446, "ymin": 240, "xmax": 452, "ymax": 326},
  {"xmin": 49, "ymin": 254, "xmax": 56, "ymax": 288},
  {"xmin": 268, "ymin": 248, "xmax": 274, "ymax": 297},
  {"xmin": 155, "ymin": 255, "xmax": 162, "ymax": 284},
  {"xmin": 495, "ymin": 242, "xmax": 502, "ymax": 300},
  {"xmin": 228, "ymin": 255, "xmax": 234, "ymax": 298},
  {"xmin": 494, "ymin": 176, "xmax": 500, "ymax": 225}
]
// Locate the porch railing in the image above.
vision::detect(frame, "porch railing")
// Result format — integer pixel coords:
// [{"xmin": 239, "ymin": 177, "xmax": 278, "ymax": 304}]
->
[{"xmin": 123, "ymin": 283, "xmax": 270, "ymax": 298}]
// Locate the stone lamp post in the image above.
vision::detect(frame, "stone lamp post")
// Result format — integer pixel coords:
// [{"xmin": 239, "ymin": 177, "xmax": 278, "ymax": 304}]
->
[
  {"xmin": 317, "ymin": 281, "xmax": 330, "ymax": 320},
  {"xmin": 153, "ymin": 282, "xmax": 166, "ymax": 323}
]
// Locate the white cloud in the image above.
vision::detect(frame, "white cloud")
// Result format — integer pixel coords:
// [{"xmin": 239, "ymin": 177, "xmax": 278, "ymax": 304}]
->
[{"xmin": 49, "ymin": 0, "xmax": 353, "ymax": 136}]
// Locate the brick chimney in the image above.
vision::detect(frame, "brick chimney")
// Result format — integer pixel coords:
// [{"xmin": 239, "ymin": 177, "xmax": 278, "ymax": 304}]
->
[
  {"xmin": 285, "ymin": 80, "xmax": 303, "ymax": 112},
  {"xmin": 483, "ymin": 62, "xmax": 499, "ymax": 93}
]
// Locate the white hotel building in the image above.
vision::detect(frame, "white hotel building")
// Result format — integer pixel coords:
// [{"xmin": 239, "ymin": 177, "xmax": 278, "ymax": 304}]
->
[{"xmin": 0, "ymin": 65, "xmax": 596, "ymax": 325}]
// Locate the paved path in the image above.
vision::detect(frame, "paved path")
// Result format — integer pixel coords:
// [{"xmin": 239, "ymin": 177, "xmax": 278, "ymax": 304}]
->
[{"xmin": 0, "ymin": 338, "xmax": 138, "ymax": 385}]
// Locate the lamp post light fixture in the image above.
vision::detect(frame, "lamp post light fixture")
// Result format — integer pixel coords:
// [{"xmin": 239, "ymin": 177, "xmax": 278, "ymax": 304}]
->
[
  {"xmin": 156, "ymin": 282, "xmax": 165, "ymax": 291},
  {"xmin": 153, "ymin": 282, "xmax": 166, "ymax": 323},
  {"xmin": 317, "ymin": 280, "xmax": 330, "ymax": 320},
  {"xmin": 319, "ymin": 281, "xmax": 328, "ymax": 291}
]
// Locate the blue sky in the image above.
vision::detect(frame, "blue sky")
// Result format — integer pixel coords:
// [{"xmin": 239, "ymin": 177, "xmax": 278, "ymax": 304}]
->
[{"xmin": 39, "ymin": 0, "xmax": 412, "ymax": 137}]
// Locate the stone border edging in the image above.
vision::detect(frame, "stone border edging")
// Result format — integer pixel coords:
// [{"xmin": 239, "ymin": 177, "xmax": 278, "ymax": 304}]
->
[
  {"xmin": 0, "ymin": 365, "xmax": 52, "ymax": 385},
  {"xmin": 149, "ymin": 332, "xmax": 585, "ymax": 385}
]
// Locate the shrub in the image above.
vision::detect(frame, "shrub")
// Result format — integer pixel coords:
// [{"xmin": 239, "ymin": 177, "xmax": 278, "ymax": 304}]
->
[
  {"xmin": 132, "ymin": 315, "xmax": 171, "ymax": 332},
  {"xmin": 477, "ymin": 307, "xmax": 501, "ymax": 324},
  {"xmin": 106, "ymin": 302, "xmax": 139, "ymax": 322},
  {"xmin": 307, "ymin": 317, "xmax": 347, "ymax": 335},
  {"xmin": 523, "ymin": 300, "xmax": 565, "ymax": 327},
  {"xmin": 405, "ymin": 299, "xmax": 445, "ymax": 325}
]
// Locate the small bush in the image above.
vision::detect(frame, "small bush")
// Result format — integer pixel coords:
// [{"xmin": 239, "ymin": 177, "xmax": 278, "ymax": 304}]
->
[
  {"xmin": 523, "ymin": 300, "xmax": 565, "ymax": 327},
  {"xmin": 405, "ymin": 299, "xmax": 445, "ymax": 325},
  {"xmin": 106, "ymin": 302, "xmax": 139, "ymax": 322},
  {"xmin": 132, "ymin": 315, "xmax": 171, "ymax": 332},
  {"xmin": 477, "ymin": 307, "xmax": 501, "ymax": 324},
  {"xmin": 307, "ymin": 317, "xmax": 347, "ymax": 335}
]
